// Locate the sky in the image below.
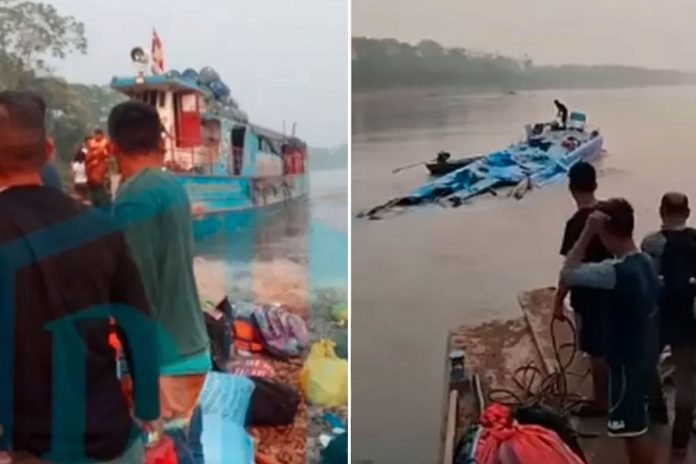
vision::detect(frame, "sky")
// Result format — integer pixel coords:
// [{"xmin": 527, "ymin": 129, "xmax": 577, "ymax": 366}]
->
[
  {"xmin": 353, "ymin": 0, "xmax": 696, "ymax": 71},
  {"xmin": 48, "ymin": 0, "xmax": 348, "ymax": 147}
]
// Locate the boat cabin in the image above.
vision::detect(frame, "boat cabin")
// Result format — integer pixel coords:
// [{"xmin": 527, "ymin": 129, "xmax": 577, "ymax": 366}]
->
[{"xmin": 110, "ymin": 74, "xmax": 307, "ymax": 178}]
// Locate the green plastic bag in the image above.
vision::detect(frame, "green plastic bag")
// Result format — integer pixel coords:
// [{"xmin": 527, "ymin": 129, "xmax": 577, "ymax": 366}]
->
[{"xmin": 300, "ymin": 340, "xmax": 348, "ymax": 407}]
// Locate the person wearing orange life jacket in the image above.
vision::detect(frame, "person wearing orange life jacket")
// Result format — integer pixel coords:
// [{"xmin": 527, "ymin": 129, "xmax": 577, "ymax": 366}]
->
[{"xmin": 86, "ymin": 129, "xmax": 112, "ymax": 210}]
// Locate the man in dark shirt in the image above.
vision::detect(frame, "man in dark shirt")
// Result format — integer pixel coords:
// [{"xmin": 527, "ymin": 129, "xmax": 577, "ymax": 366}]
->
[
  {"xmin": 641, "ymin": 192, "xmax": 696, "ymax": 457},
  {"xmin": 554, "ymin": 162, "xmax": 611, "ymax": 415},
  {"xmin": 554, "ymin": 99, "xmax": 568, "ymax": 128},
  {"xmin": 561, "ymin": 198, "xmax": 661, "ymax": 464},
  {"xmin": 0, "ymin": 91, "xmax": 160, "ymax": 463}
]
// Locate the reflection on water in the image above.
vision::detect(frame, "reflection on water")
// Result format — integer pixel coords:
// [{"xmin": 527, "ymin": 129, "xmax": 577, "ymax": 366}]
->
[
  {"xmin": 352, "ymin": 86, "xmax": 696, "ymax": 464},
  {"xmin": 193, "ymin": 169, "xmax": 348, "ymax": 304}
]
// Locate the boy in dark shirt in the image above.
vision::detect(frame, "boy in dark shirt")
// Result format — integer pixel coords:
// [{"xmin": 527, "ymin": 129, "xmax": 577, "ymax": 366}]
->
[
  {"xmin": 641, "ymin": 192, "xmax": 696, "ymax": 457},
  {"xmin": 554, "ymin": 162, "xmax": 611, "ymax": 415},
  {"xmin": 561, "ymin": 198, "xmax": 661, "ymax": 464},
  {"xmin": 0, "ymin": 91, "xmax": 160, "ymax": 463}
]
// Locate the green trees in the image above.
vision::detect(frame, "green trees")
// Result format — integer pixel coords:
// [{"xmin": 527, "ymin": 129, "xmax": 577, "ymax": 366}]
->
[
  {"xmin": 352, "ymin": 37, "xmax": 696, "ymax": 91},
  {"xmin": 0, "ymin": 0, "xmax": 122, "ymax": 165}
]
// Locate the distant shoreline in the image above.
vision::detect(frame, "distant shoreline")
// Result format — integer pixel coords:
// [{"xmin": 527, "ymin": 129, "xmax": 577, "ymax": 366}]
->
[{"xmin": 352, "ymin": 82, "xmax": 696, "ymax": 97}]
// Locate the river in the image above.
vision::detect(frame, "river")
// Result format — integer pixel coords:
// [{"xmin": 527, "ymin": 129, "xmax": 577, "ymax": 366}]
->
[{"xmin": 352, "ymin": 86, "xmax": 696, "ymax": 463}]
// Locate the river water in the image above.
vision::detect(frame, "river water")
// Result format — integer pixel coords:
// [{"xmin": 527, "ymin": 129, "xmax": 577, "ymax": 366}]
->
[
  {"xmin": 192, "ymin": 167, "xmax": 348, "ymax": 313},
  {"xmin": 352, "ymin": 86, "xmax": 696, "ymax": 463}
]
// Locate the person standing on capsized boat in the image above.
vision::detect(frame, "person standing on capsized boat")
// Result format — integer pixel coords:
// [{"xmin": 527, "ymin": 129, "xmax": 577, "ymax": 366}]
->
[
  {"xmin": 554, "ymin": 162, "xmax": 612, "ymax": 417},
  {"xmin": 109, "ymin": 101, "xmax": 210, "ymax": 464},
  {"xmin": 560, "ymin": 199, "xmax": 663, "ymax": 464},
  {"xmin": 554, "ymin": 99, "xmax": 568, "ymax": 129},
  {"xmin": 641, "ymin": 192, "xmax": 696, "ymax": 458}
]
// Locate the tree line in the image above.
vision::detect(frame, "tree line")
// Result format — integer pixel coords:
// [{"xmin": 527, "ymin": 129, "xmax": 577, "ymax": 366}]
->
[
  {"xmin": 0, "ymin": 0, "xmax": 123, "ymax": 173},
  {"xmin": 353, "ymin": 37, "xmax": 696, "ymax": 91}
]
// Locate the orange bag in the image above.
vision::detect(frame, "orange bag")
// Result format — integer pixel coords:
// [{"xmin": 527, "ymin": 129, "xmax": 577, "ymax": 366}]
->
[{"xmin": 474, "ymin": 404, "xmax": 584, "ymax": 464}]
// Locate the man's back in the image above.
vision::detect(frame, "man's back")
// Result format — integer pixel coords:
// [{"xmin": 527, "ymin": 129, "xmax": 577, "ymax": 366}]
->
[
  {"xmin": 0, "ymin": 186, "xmax": 155, "ymax": 461},
  {"xmin": 609, "ymin": 252, "xmax": 661, "ymax": 367},
  {"xmin": 113, "ymin": 169, "xmax": 208, "ymax": 365}
]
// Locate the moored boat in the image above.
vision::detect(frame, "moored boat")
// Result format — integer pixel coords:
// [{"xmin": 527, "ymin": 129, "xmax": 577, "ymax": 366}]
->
[
  {"xmin": 110, "ymin": 54, "xmax": 309, "ymax": 240},
  {"xmin": 425, "ymin": 152, "xmax": 484, "ymax": 177}
]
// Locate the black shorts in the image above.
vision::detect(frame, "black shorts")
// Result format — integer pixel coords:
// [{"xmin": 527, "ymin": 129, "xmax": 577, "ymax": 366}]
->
[
  {"xmin": 570, "ymin": 289, "xmax": 608, "ymax": 358},
  {"xmin": 660, "ymin": 312, "xmax": 696, "ymax": 350},
  {"xmin": 607, "ymin": 364, "xmax": 648, "ymax": 438},
  {"xmin": 574, "ymin": 305, "xmax": 606, "ymax": 358}
]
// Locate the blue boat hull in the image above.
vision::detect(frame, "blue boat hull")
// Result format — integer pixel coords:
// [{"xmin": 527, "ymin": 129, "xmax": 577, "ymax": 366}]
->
[{"xmin": 174, "ymin": 174, "xmax": 310, "ymax": 241}]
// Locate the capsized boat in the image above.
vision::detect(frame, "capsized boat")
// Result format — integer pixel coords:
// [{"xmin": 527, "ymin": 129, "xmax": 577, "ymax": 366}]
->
[
  {"xmin": 361, "ymin": 113, "xmax": 604, "ymax": 219},
  {"xmin": 110, "ymin": 59, "xmax": 309, "ymax": 240}
]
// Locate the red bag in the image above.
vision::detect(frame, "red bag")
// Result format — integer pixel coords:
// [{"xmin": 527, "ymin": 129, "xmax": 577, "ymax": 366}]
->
[
  {"xmin": 475, "ymin": 404, "xmax": 584, "ymax": 464},
  {"xmin": 145, "ymin": 436, "xmax": 178, "ymax": 464}
]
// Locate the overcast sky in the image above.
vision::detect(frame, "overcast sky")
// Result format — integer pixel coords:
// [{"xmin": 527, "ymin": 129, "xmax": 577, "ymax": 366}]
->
[
  {"xmin": 353, "ymin": 0, "xmax": 696, "ymax": 71},
  {"xmin": 48, "ymin": 0, "xmax": 347, "ymax": 147}
]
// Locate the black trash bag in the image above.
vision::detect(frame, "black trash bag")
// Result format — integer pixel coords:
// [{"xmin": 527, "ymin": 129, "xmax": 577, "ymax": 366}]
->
[
  {"xmin": 204, "ymin": 298, "xmax": 233, "ymax": 372},
  {"xmin": 512, "ymin": 404, "xmax": 586, "ymax": 463},
  {"xmin": 246, "ymin": 377, "xmax": 300, "ymax": 427}
]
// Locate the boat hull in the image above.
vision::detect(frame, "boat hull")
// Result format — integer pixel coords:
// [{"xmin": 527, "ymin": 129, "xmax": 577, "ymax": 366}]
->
[{"xmin": 175, "ymin": 174, "xmax": 310, "ymax": 240}]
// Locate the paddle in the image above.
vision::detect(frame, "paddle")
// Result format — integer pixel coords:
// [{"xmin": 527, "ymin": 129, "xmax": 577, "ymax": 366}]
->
[{"xmin": 391, "ymin": 160, "xmax": 432, "ymax": 174}]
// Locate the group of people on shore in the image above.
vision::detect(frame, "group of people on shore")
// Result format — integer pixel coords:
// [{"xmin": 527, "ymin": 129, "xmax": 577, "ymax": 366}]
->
[
  {"xmin": 0, "ymin": 90, "xmax": 211, "ymax": 464},
  {"xmin": 556, "ymin": 162, "xmax": 696, "ymax": 463},
  {"xmin": 70, "ymin": 129, "xmax": 112, "ymax": 209}
]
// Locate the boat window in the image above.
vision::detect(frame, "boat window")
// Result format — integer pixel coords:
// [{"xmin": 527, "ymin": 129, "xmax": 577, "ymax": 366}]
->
[
  {"xmin": 231, "ymin": 127, "xmax": 246, "ymax": 176},
  {"xmin": 158, "ymin": 91, "xmax": 166, "ymax": 108}
]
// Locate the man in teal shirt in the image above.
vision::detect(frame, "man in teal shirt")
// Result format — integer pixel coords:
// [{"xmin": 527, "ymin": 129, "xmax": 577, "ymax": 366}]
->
[{"xmin": 109, "ymin": 101, "xmax": 210, "ymax": 464}]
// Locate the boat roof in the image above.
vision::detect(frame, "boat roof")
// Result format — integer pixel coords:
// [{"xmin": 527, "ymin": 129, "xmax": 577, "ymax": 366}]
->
[{"xmin": 110, "ymin": 75, "xmax": 209, "ymax": 95}]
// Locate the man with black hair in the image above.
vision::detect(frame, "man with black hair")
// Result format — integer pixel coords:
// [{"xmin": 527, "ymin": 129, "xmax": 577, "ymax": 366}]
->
[
  {"xmin": 0, "ymin": 91, "xmax": 160, "ymax": 463},
  {"xmin": 554, "ymin": 161, "xmax": 611, "ymax": 416},
  {"xmin": 110, "ymin": 101, "xmax": 209, "ymax": 464},
  {"xmin": 561, "ymin": 198, "xmax": 662, "ymax": 464},
  {"xmin": 641, "ymin": 192, "xmax": 696, "ymax": 457}
]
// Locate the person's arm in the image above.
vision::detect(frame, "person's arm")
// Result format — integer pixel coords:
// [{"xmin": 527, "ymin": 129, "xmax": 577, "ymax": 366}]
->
[
  {"xmin": 560, "ymin": 212, "xmax": 617, "ymax": 290},
  {"xmin": 109, "ymin": 232, "xmax": 160, "ymax": 423},
  {"xmin": 641, "ymin": 232, "xmax": 665, "ymax": 276},
  {"xmin": 555, "ymin": 221, "xmax": 574, "ymax": 319}
]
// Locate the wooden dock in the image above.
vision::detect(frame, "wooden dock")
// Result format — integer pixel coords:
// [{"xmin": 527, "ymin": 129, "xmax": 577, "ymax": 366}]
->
[{"xmin": 440, "ymin": 287, "xmax": 683, "ymax": 464}]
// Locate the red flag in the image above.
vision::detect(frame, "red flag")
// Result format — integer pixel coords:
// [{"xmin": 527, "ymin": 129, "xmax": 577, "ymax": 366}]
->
[{"xmin": 151, "ymin": 29, "xmax": 165, "ymax": 74}]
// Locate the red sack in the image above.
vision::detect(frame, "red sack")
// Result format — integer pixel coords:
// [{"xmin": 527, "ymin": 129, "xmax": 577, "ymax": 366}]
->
[
  {"xmin": 475, "ymin": 404, "xmax": 584, "ymax": 464},
  {"xmin": 145, "ymin": 436, "xmax": 178, "ymax": 464}
]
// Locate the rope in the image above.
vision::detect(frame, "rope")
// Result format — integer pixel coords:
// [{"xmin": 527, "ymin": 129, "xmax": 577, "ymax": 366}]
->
[{"xmin": 486, "ymin": 317, "xmax": 591, "ymax": 418}]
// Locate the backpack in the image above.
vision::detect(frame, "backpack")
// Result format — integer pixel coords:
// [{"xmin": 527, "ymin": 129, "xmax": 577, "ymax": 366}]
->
[
  {"xmin": 660, "ymin": 228, "xmax": 696, "ymax": 322},
  {"xmin": 252, "ymin": 305, "xmax": 308, "ymax": 359}
]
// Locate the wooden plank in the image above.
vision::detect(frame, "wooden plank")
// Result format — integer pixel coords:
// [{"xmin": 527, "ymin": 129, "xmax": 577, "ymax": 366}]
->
[
  {"xmin": 442, "ymin": 390, "xmax": 458, "ymax": 464},
  {"xmin": 449, "ymin": 317, "xmax": 547, "ymax": 405},
  {"xmin": 518, "ymin": 287, "xmax": 593, "ymax": 401}
]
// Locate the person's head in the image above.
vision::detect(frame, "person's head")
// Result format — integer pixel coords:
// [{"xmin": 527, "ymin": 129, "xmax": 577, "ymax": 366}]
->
[
  {"xmin": 93, "ymin": 128, "xmax": 105, "ymax": 141},
  {"xmin": 108, "ymin": 101, "xmax": 164, "ymax": 167},
  {"xmin": 659, "ymin": 192, "xmax": 690, "ymax": 227},
  {"xmin": 596, "ymin": 198, "xmax": 635, "ymax": 253},
  {"xmin": 554, "ymin": 99, "xmax": 560, "ymax": 105},
  {"xmin": 83, "ymin": 136, "xmax": 91, "ymax": 146},
  {"xmin": 568, "ymin": 162, "xmax": 597, "ymax": 200},
  {"xmin": 0, "ymin": 91, "xmax": 53, "ymax": 177}
]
